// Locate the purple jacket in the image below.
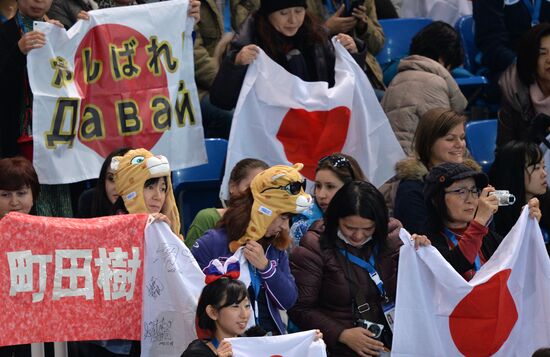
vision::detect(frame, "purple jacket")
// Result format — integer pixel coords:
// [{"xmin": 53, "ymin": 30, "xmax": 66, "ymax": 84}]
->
[{"xmin": 191, "ymin": 228, "xmax": 298, "ymax": 334}]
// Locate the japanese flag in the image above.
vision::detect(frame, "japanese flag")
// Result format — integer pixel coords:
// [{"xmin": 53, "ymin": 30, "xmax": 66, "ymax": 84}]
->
[
  {"xmin": 220, "ymin": 38, "xmax": 405, "ymax": 199},
  {"xmin": 392, "ymin": 206, "xmax": 550, "ymax": 356},
  {"xmin": 227, "ymin": 330, "xmax": 327, "ymax": 357}
]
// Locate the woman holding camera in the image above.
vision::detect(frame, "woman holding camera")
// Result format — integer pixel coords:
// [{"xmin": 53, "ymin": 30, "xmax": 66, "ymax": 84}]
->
[
  {"xmin": 489, "ymin": 141, "xmax": 550, "ymax": 255},
  {"xmin": 424, "ymin": 162, "xmax": 542, "ymax": 281},
  {"xmin": 289, "ymin": 181, "xmax": 430, "ymax": 356}
]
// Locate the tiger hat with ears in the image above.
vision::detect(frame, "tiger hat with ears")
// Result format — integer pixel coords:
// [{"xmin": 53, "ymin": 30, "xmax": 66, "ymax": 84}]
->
[
  {"xmin": 111, "ymin": 148, "xmax": 181, "ymax": 238},
  {"xmin": 229, "ymin": 163, "xmax": 313, "ymax": 252}
]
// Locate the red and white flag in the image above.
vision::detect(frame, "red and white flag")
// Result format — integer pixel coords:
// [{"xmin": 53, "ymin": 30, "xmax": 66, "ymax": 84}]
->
[
  {"xmin": 220, "ymin": 39, "xmax": 405, "ymax": 198},
  {"xmin": 393, "ymin": 207, "xmax": 550, "ymax": 356},
  {"xmin": 227, "ymin": 330, "xmax": 327, "ymax": 357}
]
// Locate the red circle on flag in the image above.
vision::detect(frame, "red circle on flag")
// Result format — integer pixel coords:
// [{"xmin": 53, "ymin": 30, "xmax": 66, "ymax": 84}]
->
[
  {"xmin": 449, "ymin": 269, "xmax": 518, "ymax": 355},
  {"xmin": 276, "ymin": 107, "xmax": 351, "ymax": 180},
  {"xmin": 74, "ymin": 24, "xmax": 169, "ymax": 158}
]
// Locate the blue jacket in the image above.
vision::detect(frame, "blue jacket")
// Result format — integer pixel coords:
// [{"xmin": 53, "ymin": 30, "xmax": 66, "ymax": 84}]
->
[{"xmin": 191, "ymin": 228, "xmax": 298, "ymax": 335}]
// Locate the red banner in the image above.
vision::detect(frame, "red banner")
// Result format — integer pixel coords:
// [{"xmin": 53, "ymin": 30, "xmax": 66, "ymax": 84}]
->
[{"xmin": 0, "ymin": 212, "xmax": 148, "ymax": 346}]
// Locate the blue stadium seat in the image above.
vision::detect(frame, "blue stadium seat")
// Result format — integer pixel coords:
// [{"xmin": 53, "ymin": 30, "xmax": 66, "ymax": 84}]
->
[
  {"xmin": 455, "ymin": 15, "xmax": 479, "ymax": 74},
  {"xmin": 172, "ymin": 138, "xmax": 228, "ymax": 234},
  {"xmin": 376, "ymin": 18, "xmax": 433, "ymax": 85},
  {"xmin": 465, "ymin": 119, "xmax": 497, "ymax": 173}
]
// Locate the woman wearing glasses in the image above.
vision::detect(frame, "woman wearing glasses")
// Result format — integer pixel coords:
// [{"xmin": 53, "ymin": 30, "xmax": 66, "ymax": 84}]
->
[
  {"xmin": 192, "ymin": 164, "xmax": 312, "ymax": 336},
  {"xmin": 423, "ymin": 162, "xmax": 540, "ymax": 281}
]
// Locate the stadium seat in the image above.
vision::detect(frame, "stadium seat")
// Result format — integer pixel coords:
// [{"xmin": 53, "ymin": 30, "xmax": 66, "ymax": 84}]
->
[
  {"xmin": 455, "ymin": 15, "xmax": 480, "ymax": 74},
  {"xmin": 465, "ymin": 119, "xmax": 497, "ymax": 173},
  {"xmin": 172, "ymin": 138, "xmax": 228, "ymax": 234},
  {"xmin": 376, "ymin": 18, "xmax": 433, "ymax": 85}
]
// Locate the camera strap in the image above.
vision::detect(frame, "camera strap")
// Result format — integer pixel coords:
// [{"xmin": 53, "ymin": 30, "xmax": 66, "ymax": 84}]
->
[{"xmin": 339, "ymin": 247, "xmax": 395, "ymax": 332}]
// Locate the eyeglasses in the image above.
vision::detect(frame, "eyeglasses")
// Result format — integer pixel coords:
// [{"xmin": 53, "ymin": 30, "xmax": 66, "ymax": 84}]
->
[
  {"xmin": 319, "ymin": 154, "xmax": 356, "ymax": 180},
  {"xmin": 444, "ymin": 187, "xmax": 480, "ymax": 200},
  {"xmin": 261, "ymin": 181, "xmax": 306, "ymax": 195}
]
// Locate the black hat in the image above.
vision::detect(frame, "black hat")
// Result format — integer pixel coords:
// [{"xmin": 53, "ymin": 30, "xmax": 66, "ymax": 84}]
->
[
  {"xmin": 259, "ymin": 0, "xmax": 307, "ymax": 15},
  {"xmin": 424, "ymin": 162, "xmax": 488, "ymax": 199}
]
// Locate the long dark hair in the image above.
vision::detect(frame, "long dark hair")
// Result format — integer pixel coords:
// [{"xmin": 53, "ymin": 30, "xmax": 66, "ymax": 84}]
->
[
  {"xmin": 517, "ymin": 23, "xmax": 550, "ymax": 86},
  {"xmin": 91, "ymin": 147, "xmax": 132, "ymax": 217},
  {"xmin": 321, "ymin": 181, "xmax": 389, "ymax": 249},
  {"xmin": 254, "ymin": 10, "xmax": 327, "ymax": 65},
  {"xmin": 489, "ymin": 141, "xmax": 547, "ymax": 235},
  {"xmin": 196, "ymin": 278, "xmax": 249, "ymax": 333}
]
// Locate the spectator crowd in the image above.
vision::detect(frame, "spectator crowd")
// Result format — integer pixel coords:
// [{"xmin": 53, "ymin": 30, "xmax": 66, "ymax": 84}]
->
[{"xmin": 2, "ymin": 0, "xmax": 550, "ymax": 356}]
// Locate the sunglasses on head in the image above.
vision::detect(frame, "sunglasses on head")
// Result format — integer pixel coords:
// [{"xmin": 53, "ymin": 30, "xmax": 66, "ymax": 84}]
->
[
  {"xmin": 261, "ymin": 181, "xmax": 306, "ymax": 195},
  {"xmin": 319, "ymin": 154, "xmax": 356, "ymax": 180}
]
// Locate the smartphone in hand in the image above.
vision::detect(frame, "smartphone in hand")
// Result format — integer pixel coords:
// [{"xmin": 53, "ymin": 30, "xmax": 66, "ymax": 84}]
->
[{"xmin": 344, "ymin": 0, "xmax": 362, "ymax": 16}]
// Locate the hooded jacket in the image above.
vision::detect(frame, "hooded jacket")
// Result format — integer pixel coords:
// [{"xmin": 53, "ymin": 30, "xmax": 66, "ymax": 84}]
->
[{"xmin": 381, "ymin": 55, "xmax": 467, "ymax": 156}]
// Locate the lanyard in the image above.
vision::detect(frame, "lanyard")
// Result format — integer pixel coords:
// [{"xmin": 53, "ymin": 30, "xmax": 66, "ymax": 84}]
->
[
  {"xmin": 522, "ymin": 0, "xmax": 542, "ymax": 26},
  {"xmin": 16, "ymin": 12, "xmax": 32, "ymax": 35},
  {"xmin": 211, "ymin": 337, "xmax": 219, "ymax": 349},
  {"xmin": 247, "ymin": 262, "xmax": 261, "ymax": 325},
  {"xmin": 338, "ymin": 246, "xmax": 387, "ymax": 299},
  {"xmin": 444, "ymin": 228, "xmax": 481, "ymax": 271}
]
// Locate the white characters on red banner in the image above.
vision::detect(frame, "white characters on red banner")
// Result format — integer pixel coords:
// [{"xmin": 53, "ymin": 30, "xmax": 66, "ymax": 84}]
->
[
  {"xmin": 96, "ymin": 247, "xmax": 141, "ymax": 300},
  {"xmin": 7, "ymin": 247, "xmax": 141, "ymax": 303},
  {"xmin": 7, "ymin": 251, "xmax": 52, "ymax": 303}
]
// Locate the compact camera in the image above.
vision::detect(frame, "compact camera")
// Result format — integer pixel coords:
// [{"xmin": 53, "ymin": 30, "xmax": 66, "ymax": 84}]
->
[
  {"xmin": 489, "ymin": 190, "xmax": 516, "ymax": 206},
  {"xmin": 356, "ymin": 319, "xmax": 384, "ymax": 339}
]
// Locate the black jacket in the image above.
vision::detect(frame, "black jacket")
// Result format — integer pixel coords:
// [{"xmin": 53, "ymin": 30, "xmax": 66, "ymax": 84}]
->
[
  {"xmin": 210, "ymin": 16, "xmax": 340, "ymax": 110},
  {"xmin": 474, "ymin": 0, "xmax": 550, "ymax": 74},
  {"xmin": 0, "ymin": 17, "xmax": 26, "ymax": 158}
]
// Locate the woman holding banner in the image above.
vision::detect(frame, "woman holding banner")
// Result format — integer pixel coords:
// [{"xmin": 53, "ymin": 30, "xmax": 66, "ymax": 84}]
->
[
  {"xmin": 0, "ymin": 157, "xmax": 45, "ymax": 356},
  {"xmin": 0, "ymin": 157, "xmax": 39, "ymax": 220},
  {"xmin": 489, "ymin": 141, "xmax": 550, "ymax": 256},
  {"xmin": 423, "ymin": 162, "xmax": 542, "ymax": 281},
  {"xmin": 209, "ymin": 0, "xmax": 361, "ymax": 110},
  {"xmin": 182, "ymin": 258, "xmax": 252, "ymax": 357},
  {"xmin": 290, "ymin": 181, "xmax": 430, "ymax": 357},
  {"xmin": 182, "ymin": 257, "xmax": 323, "ymax": 357}
]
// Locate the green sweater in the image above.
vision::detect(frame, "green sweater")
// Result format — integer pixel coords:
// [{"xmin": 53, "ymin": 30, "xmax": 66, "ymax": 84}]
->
[{"xmin": 185, "ymin": 207, "xmax": 222, "ymax": 248}]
